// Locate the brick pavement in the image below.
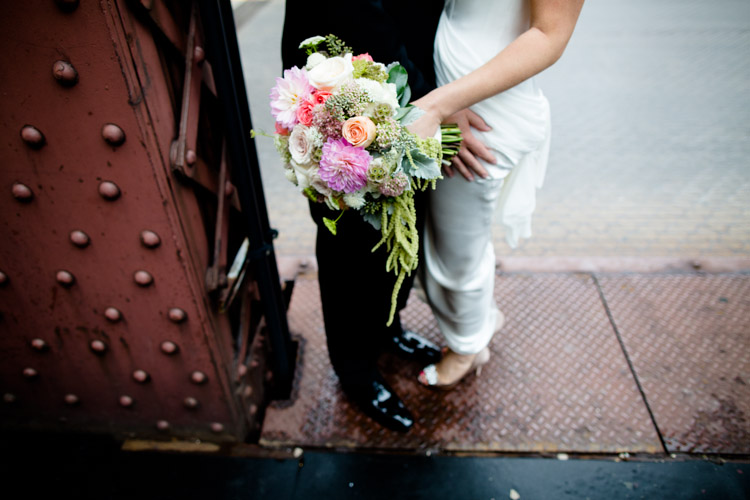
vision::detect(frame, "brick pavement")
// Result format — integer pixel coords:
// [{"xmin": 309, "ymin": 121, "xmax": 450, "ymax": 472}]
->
[{"xmin": 239, "ymin": 0, "xmax": 750, "ymax": 260}]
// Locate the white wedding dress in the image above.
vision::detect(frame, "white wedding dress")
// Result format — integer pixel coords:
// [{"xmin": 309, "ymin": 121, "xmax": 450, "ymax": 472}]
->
[{"xmin": 423, "ymin": 0, "xmax": 551, "ymax": 355}]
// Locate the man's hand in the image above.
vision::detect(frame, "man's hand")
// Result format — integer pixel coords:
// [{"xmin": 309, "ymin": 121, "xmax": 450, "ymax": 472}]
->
[{"xmin": 443, "ymin": 109, "xmax": 496, "ymax": 181}]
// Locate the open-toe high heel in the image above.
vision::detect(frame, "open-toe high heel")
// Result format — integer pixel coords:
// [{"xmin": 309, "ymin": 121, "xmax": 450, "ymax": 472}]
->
[{"xmin": 417, "ymin": 347, "xmax": 490, "ymax": 390}]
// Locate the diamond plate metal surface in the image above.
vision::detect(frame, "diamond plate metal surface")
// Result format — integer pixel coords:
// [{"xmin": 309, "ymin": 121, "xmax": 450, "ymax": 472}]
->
[
  {"xmin": 261, "ymin": 273, "xmax": 661, "ymax": 453},
  {"xmin": 598, "ymin": 274, "xmax": 750, "ymax": 454}
]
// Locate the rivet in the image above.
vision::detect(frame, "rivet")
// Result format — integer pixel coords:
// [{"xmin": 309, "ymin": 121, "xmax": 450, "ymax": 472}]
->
[
  {"xmin": 190, "ymin": 371, "xmax": 207, "ymax": 384},
  {"xmin": 119, "ymin": 395, "xmax": 134, "ymax": 408},
  {"xmin": 89, "ymin": 339, "xmax": 107, "ymax": 354},
  {"xmin": 265, "ymin": 370, "xmax": 273, "ymax": 382},
  {"xmin": 3, "ymin": 393, "xmax": 16, "ymax": 403},
  {"xmin": 104, "ymin": 307, "xmax": 121, "ymax": 322},
  {"xmin": 210, "ymin": 422, "xmax": 224, "ymax": 433},
  {"xmin": 194, "ymin": 46, "xmax": 205, "ymax": 64},
  {"xmin": 156, "ymin": 420, "xmax": 170, "ymax": 431},
  {"xmin": 12, "ymin": 182, "xmax": 34, "ymax": 202},
  {"xmin": 249, "ymin": 359, "xmax": 259, "ymax": 369},
  {"xmin": 98, "ymin": 181, "xmax": 121, "ymax": 200},
  {"xmin": 132, "ymin": 369, "xmax": 150, "ymax": 383},
  {"xmin": 52, "ymin": 60, "xmax": 79, "ymax": 87},
  {"xmin": 64, "ymin": 394, "xmax": 79, "ymax": 405},
  {"xmin": 0, "ymin": 271, "xmax": 7, "ymax": 286},
  {"xmin": 101, "ymin": 123, "xmax": 126, "ymax": 146},
  {"xmin": 168, "ymin": 308, "xmax": 187, "ymax": 323},
  {"xmin": 225, "ymin": 182, "xmax": 234, "ymax": 197},
  {"xmin": 243, "ymin": 386, "xmax": 253, "ymax": 398},
  {"xmin": 140, "ymin": 230, "xmax": 161, "ymax": 248},
  {"xmin": 23, "ymin": 367, "xmax": 38, "ymax": 379},
  {"xmin": 30, "ymin": 338, "xmax": 48, "ymax": 351},
  {"xmin": 237, "ymin": 364, "xmax": 248, "ymax": 377},
  {"xmin": 55, "ymin": 0, "xmax": 80, "ymax": 13},
  {"xmin": 185, "ymin": 149, "xmax": 197, "ymax": 166},
  {"xmin": 56, "ymin": 270, "xmax": 75, "ymax": 287},
  {"xmin": 183, "ymin": 397, "xmax": 199, "ymax": 409},
  {"xmin": 134, "ymin": 270, "xmax": 153, "ymax": 287},
  {"xmin": 69, "ymin": 230, "xmax": 90, "ymax": 248},
  {"xmin": 160, "ymin": 341, "xmax": 178, "ymax": 355},
  {"xmin": 248, "ymin": 404, "xmax": 258, "ymax": 416},
  {"xmin": 20, "ymin": 125, "xmax": 46, "ymax": 149}
]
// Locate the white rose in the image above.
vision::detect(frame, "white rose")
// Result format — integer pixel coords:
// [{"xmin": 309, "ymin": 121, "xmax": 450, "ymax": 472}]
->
[
  {"xmin": 306, "ymin": 52, "xmax": 327, "ymax": 69},
  {"xmin": 356, "ymin": 78, "xmax": 399, "ymax": 110},
  {"xmin": 289, "ymin": 124, "xmax": 314, "ymax": 165},
  {"xmin": 307, "ymin": 53, "xmax": 354, "ymax": 91},
  {"xmin": 292, "ymin": 162, "xmax": 314, "ymax": 190}
]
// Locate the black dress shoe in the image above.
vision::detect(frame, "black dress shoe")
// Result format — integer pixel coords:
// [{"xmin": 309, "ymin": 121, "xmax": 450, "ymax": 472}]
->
[
  {"xmin": 342, "ymin": 373, "xmax": 414, "ymax": 433},
  {"xmin": 389, "ymin": 329, "xmax": 441, "ymax": 365}
]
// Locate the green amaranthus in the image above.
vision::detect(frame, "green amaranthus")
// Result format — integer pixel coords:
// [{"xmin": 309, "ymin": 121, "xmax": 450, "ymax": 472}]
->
[{"xmin": 373, "ymin": 123, "xmax": 462, "ymax": 326}]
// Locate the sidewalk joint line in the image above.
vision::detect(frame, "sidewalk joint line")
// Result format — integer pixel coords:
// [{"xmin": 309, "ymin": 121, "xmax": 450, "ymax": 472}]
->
[{"xmin": 591, "ymin": 273, "xmax": 669, "ymax": 455}]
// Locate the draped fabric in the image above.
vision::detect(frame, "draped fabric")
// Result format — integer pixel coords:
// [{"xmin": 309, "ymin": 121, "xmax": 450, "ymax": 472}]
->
[{"xmin": 424, "ymin": 0, "xmax": 551, "ymax": 353}]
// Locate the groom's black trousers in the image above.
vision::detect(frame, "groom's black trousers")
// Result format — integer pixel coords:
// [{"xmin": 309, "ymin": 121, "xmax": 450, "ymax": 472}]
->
[
  {"xmin": 309, "ymin": 192, "xmax": 425, "ymax": 387},
  {"xmin": 281, "ymin": 0, "xmax": 443, "ymax": 389}
]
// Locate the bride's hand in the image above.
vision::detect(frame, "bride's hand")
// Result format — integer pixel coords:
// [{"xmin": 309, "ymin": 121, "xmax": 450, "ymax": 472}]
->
[
  {"xmin": 443, "ymin": 109, "xmax": 496, "ymax": 181},
  {"xmin": 405, "ymin": 105, "xmax": 442, "ymax": 140}
]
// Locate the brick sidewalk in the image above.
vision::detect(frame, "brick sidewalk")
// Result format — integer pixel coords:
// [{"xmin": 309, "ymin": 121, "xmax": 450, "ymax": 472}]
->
[{"xmin": 239, "ymin": 0, "xmax": 750, "ymax": 260}]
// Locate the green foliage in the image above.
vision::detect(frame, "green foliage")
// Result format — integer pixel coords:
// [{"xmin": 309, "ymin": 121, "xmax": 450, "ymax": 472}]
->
[
  {"xmin": 371, "ymin": 191, "xmax": 419, "ymax": 326},
  {"xmin": 352, "ymin": 60, "xmax": 388, "ymax": 82},
  {"xmin": 324, "ymin": 34, "xmax": 352, "ymax": 57},
  {"xmin": 323, "ymin": 217, "xmax": 338, "ymax": 235},
  {"xmin": 402, "ymin": 147, "xmax": 443, "ymax": 180},
  {"xmin": 387, "ymin": 64, "xmax": 411, "ymax": 108}
]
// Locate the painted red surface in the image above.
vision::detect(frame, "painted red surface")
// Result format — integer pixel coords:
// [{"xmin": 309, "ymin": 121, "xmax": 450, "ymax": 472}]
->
[{"xmin": 0, "ymin": 0, "xmax": 260, "ymax": 441}]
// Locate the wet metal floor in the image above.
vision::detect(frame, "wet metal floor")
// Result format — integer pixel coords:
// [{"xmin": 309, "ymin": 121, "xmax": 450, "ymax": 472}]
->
[{"xmin": 261, "ymin": 272, "xmax": 750, "ymax": 455}]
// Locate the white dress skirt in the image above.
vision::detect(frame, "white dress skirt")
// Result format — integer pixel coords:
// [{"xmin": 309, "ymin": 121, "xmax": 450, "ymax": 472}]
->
[{"xmin": 423, "ymin": 0, "xmax": 551, "ymax": 355}]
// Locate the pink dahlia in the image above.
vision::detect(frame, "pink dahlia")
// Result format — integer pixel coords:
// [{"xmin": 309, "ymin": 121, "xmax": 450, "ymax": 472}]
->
[
  {"xmin": 270, "ymin": 66, "xmax": 314, "ymax": 130},
  {"xmin": 319, "ymin": 138, "xmax": 371, "ymax": 193}
]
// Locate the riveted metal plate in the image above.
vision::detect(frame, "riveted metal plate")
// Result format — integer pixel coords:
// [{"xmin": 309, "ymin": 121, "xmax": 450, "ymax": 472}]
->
[
  {"xmin": 597, "ymin": 273, "xmax": 750, "ymax": 454},
  {"xmin": 261, "ymin": 273, "xmax": 661, "ymax": 453}
]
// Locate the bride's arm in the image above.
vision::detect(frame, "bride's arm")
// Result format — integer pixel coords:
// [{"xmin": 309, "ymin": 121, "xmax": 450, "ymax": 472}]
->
[{"xmin": 409, "ymin": 0, "xmax": 584, "ymax": 139}]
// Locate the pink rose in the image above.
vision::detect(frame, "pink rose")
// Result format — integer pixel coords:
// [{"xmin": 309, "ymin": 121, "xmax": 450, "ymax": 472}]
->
[
  {"xmin": 296, "ymin": 100, "xmax": 314, "ymax": 127},
  {"xmin": 353, "ymin": 53, "xmax": 374, "ymax": 62},
  {"xmin": 341, "ymin": 116, "xmax": 377, "ymax": 148},
  {"xmin": 311, "ymin": 91, "xmax": 333, "ymax": 105},
  {"xmin": 275, "ymin": 122, "xmax": 290, "ymax": 136}
]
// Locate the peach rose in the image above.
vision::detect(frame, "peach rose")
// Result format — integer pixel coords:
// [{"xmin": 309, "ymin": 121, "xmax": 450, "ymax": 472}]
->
[{"xmin": 342, "ymin": 116, "xmax": 377, "ymax": 148}]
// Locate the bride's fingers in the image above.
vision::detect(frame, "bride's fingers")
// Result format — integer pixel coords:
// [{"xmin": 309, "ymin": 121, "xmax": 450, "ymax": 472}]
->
[
  {"xmin": 442, "ymin": 162, "xmax": 455, "ymax": 178},
  {"xmin": 463, "ymin": 131, "xmax": 497, "ymax": 165},
  {"xmin": 466, "ymin": 109, "xmax": 492, "ymax": 132},
  {"xmin": 451, "ymin": 155, "xmax": 474, "ymax": 181},
  {"xmin": 457, "ymin": 145, "xmax": 488, "ymax": 180}
]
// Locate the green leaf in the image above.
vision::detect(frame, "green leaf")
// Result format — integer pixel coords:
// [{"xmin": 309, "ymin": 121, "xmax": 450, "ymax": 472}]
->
[
  {"xmin": 399, "ymin": 84, "xmax": 411, "ymax": 109},
  {"xmin": 322, "ymin": 217, "xmax": 337, "ymax": 235},
  {"xmin": 387, "ymin": 64, "xmax": 411, "ymax": 108},
  {"xmin": 402, "ymin": 148, "xmax": 442, "ymax": 180},
  {"xmin": 387, "ymin": 64, "xmax": 408, "ymax": 90}
]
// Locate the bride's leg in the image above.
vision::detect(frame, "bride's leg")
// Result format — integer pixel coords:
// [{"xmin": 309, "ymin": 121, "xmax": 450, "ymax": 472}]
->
[{"xmin": 424, "ymin": 172, "xmax": 504, "ymax": 355}]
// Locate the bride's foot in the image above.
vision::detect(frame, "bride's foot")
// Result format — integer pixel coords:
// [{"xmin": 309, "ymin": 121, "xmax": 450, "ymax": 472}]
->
[{"xmin": 417, "ymin": 347, "xmax": 490, "ymax": 390}]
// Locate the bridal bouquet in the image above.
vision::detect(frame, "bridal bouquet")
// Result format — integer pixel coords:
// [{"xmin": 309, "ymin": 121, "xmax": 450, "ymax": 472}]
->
[{"xmin": 261, "ymin": 35, "xmax": 460, "ymax": 325}]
